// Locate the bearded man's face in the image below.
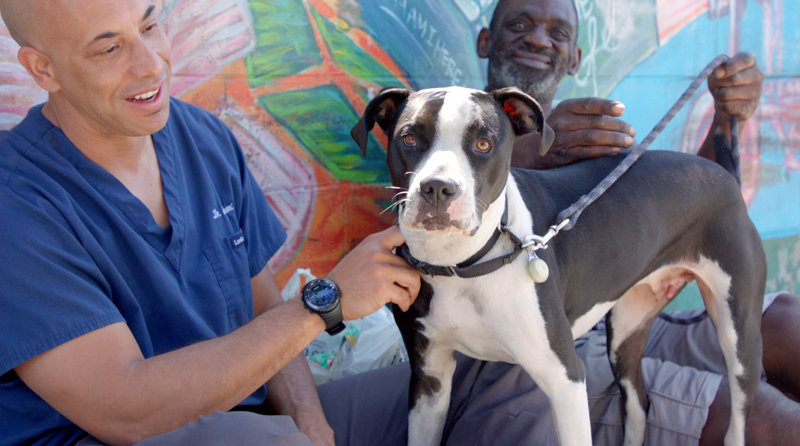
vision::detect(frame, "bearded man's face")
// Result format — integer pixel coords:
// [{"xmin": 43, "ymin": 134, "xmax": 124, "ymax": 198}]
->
[{"xmin": 484, "ymin": 0, "xmax": 579, "ymax": 103}]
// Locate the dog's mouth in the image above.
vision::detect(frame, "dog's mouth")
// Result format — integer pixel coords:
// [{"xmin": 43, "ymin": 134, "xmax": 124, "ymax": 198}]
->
[
  {"xmin": 417, "ymin": 214, "xmax": 461, "ymax": 231},
  {"xmin": 405, "ymin": 207, "xmax": 477, "ymax": 236}
]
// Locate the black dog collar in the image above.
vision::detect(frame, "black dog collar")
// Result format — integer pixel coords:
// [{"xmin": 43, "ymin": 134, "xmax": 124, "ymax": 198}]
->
[{"xmin": 397, "ymin": 198, "xmax": 526, "ymax": 279}]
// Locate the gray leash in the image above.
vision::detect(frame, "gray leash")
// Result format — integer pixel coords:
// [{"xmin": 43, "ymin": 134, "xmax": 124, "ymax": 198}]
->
[{"xmin": 524, "ymin": 54, "xmax": 739, "ymax": 251}]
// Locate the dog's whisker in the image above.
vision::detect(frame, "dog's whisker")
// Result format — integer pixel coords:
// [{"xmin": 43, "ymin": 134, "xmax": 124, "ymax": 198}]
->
[
  {"xmin": 381, "ymin": 198, "xmax": 410, "ymax": 215},
  {"xmin": 382, "ymin": 201, "xmax": 400, "ymax": 213},
  {"xmin": 380, "ymin": 205, "xmax": 400, "ymax": 216}
]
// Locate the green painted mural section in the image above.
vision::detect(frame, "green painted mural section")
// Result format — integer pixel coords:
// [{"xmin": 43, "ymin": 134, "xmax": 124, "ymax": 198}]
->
[
  {"xmin": 259, "ymin": 85, "xmax": 390, "ymax": 184},
  {"xmin": 310, "ymin": 8, "xmax": 401, "ymax": 87},
  {"xmin": 246, "ymin": 0, "xmax": 322, "ymax": 87}
]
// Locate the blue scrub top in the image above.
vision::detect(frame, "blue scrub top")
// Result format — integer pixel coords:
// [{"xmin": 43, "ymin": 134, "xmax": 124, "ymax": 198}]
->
[{"xmin": 0, "ymin": 98, "xmax": 287, "ymax": 446}]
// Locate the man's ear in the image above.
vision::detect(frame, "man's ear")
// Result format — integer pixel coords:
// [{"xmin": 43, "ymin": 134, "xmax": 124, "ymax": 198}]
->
[
  {"xmin": 350, "ymin": 88, "xmax": 411, "ymax": 157},
  {"xmin": 568, "ymin": 45, "xmax": 582, "ymax": 76},
  {"xmin": 491, "ymin": 87, "xmax": 554, "ymax": 156},
  {"xmin": 476, "ymin": 28, "xmax": 491, "ymax": 59},
  {"xmin": 17, "ymin": 46, "xmax": 60, "ymax": 93}
]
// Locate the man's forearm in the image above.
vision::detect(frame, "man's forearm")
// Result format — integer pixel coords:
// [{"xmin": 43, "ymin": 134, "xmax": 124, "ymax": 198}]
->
[
  {"xmin": 267, "ymin": 353, "xmax": 334, "ymax": 442},
  {"xmin": 121, "ymin": 298, "xmax": 327, "ymax": 440},
  {"xmin": 17, "ymin": 296, "xmax": 326, "ymax": 446}
]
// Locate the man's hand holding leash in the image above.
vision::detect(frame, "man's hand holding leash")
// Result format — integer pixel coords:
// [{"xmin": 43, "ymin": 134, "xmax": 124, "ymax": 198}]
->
[{"xmin": 699, "ymin": 52, "xmax": 764, "ymax": 161}]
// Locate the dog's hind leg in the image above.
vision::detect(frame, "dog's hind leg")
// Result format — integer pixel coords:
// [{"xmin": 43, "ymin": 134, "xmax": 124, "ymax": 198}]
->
[
  {"xmin": 606, "ymin": 268, "xmax": 692, "ymax": 446},
  {"xmin": 406, "ymin": 340, "xmax": 457, "ymax": 446},
  {"xmin": 606, "ymin": 287, "xmax": 666, "ymax": 446},
  {"xmin": 694, "ymin": 252, "xmax": 765, "ymax": 446}
]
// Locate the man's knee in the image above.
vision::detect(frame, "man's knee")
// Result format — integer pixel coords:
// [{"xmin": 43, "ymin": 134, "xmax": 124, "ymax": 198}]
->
[
  {"xmin": 704, "ymin": 378, "xmax": 800, "ymax": 446},
  {"xmin": 761, "ymin": 293, "xmax": 800, "ymax": 398},
  {"xmin": 762, "ymin": 293, "xmax": 800, "ymax": 338}
]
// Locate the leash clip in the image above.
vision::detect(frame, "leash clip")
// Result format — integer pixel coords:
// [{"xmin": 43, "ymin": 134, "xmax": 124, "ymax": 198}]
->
[{"xmin": 522, "ymin": 219, "xmax": 570, "ymax": 251}]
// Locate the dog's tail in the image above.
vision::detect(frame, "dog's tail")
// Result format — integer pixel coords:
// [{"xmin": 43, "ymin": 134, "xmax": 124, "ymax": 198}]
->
[{"xmin": 712, "ymin": 116, "xmax": 741, "ymax": 186}]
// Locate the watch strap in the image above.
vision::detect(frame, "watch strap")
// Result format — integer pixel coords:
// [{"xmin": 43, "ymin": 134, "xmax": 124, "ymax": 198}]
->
[{"xmin": 318, "ymin": 304, "xmax": 345, "ymax": 335}]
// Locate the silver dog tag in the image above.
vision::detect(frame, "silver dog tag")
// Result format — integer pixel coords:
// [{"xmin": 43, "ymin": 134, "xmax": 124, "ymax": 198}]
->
[{"xmin": 527, "ymin": 250, "xmax": 549, "ymax": 283}]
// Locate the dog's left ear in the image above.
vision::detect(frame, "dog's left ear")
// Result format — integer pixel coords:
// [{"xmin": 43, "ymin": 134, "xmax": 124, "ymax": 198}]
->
[
  {"xmin": 351, "ymin": 88, "xmax": 412, "ymax": 157},
  {"xmin": 492, "ymin": 87, "xmax": 555, "ymax": 156}
]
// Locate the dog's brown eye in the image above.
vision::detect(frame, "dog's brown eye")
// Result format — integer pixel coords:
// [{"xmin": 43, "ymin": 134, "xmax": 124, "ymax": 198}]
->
[
  {"xmin": 476, "ymin": 138, "xmax": 491, "ymax": 152},
  {"xmin": 403, "ymin": 134, "xmax": 417, "ymax": 146}
]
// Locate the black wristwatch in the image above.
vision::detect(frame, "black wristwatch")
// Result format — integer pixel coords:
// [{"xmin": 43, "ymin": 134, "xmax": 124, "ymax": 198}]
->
[{"xmin": 301, "ymin": 278, "xmax": 345, "ymax": 335}]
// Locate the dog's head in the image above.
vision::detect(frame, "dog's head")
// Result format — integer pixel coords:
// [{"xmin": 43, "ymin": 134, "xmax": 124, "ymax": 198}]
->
[{"xmin": 352, "ymin": 86, "xmax": 552, "ymax": 239}]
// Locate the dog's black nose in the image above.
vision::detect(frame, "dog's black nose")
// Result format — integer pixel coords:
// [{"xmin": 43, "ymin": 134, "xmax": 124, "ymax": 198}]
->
[{"xmin": 420, "ymin": 178, "xmax": 460, "ymax": 206}]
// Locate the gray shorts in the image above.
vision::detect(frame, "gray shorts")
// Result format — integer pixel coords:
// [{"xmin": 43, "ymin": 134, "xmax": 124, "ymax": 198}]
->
[
  {"xmin": 315, "ymin": 293, "xmax": 782, "ymax": 446},
  {"xmin": 78, "ymin": 293, "xmax": 781, "ymax": 446},
  {"xmin": 76, "ymin": 411, "xmax": 313, "ymax": 446},
  {"xmin": 578, "ymin": 291, "xmax": 781, "ymax": 445}
]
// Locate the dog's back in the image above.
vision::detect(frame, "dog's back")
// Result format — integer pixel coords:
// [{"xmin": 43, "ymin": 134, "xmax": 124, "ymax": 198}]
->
[{"xmin": 511, "ymin": 150, "xmax": 762, "ymax": 328}]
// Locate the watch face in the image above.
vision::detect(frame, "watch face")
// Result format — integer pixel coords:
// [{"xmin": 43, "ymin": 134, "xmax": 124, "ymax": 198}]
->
[{"xmin": 304, "ymin": 279, "xmax": 340, "ymax": 311}]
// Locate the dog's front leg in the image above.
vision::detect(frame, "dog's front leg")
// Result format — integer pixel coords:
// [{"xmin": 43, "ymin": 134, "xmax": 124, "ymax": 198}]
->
[
  {"xmin": 514, "ymin": 309, "xmax": 593, "ymax": 446},
  {"xmin": 408, "ymin": 341, "xmax": 457, "ymax": 446}
]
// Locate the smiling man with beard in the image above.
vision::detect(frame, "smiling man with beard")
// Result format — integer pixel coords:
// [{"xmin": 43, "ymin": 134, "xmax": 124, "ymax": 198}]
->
[
  {"xmin": 479, "ymin": 0, "xmax": 595, "ymax": 169},
  {"xmin": 481, "ymin": 0, "xmax": 580, "ymax": 117}
]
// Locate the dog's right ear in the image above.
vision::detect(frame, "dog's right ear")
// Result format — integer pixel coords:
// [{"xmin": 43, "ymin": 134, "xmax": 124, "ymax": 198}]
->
[
  {"xmin": 351, "ymin": 88, "xmax": 411, "ymax": 157},
  {"xmin": 491, "ymin": 87, "xmax": 554, "ymax": 156}
]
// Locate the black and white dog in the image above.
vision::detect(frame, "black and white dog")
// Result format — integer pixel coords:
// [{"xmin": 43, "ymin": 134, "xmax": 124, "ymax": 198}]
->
[{"xmin": 351, "ymin": 86, "xmax": 766, "ymax": 446}]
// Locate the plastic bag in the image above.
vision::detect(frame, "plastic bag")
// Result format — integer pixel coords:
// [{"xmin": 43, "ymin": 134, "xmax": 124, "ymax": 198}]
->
[{"xmin": 281, "ymin": 268, "xmax": 408, "ymax": 385}]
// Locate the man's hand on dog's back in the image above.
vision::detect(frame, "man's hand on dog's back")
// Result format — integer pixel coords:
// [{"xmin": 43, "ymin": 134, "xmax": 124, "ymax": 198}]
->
[{"xmin": 514, "ymin": 97, "xmax": 636, "ymax": 169}]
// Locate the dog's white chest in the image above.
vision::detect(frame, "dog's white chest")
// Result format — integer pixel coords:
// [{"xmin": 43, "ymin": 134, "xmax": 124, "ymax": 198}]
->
[{"xmin": 418, "ymin": 263, "xmax": 550, "ymax": 364}]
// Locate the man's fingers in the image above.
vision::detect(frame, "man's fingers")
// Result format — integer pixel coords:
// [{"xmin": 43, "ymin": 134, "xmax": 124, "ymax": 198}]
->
[
  {"xmin": 561, "ymin": 97, "xmax": 627, "ymax": 117},
  {"xmin": 551, "ymin": 113, "xmax": 635, "ymax": 135},
  {"xmin": 556, "ymin": 129, "xmax": 634, "ymax": 149},
  {"xmin": 387, "ymin": 269, "xmax": 420, "ymax": 311},
  {"xmin": 711, "ymin": 82, "xmax": 762, "ymax": 102},
  {"xmin": 711, "ymin": 65, "xmax": 764, "ymax": 88},
  {"xmin": 577, "ymin": 146, "xmax": 622, "ymax": 159},
  {"xmin": 715, "ymin": 52, "xmax": 757, "ymax": 79},
  {"xmin": 390, "ymin": 284, "xmax": 415, "ymax": 312},
  {"xmin": 715, "ymin": 99, "xmax": 759, "ymax": 119},
  {"xmin": 375, "ymin": 225, "xmax": 406, "ymax": 250}
]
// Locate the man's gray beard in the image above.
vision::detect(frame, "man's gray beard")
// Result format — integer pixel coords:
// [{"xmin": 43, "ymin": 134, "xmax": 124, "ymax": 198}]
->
[{"xmin": 488, "ymin": 54, "xmax": 568, "ymax": 104}]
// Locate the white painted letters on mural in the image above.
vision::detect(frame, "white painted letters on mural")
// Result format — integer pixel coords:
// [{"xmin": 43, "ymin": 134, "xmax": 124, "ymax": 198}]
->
[
  {"xmin": 574, "ymin": 0, "xmax": 633, "ymax": 97},
  {"xmin": 384, "ymin": 0, "xmax": 463, "ymax": 85}
]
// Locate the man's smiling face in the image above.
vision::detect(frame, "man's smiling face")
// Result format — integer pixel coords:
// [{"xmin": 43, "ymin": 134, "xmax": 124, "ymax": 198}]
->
[
  {"xmin": 41, "ymin": 0, "xmax": 172, "ymax": 138},
  {"xmin": 480, "ymin": 0, "xmax": 580, "ymax": 104}
]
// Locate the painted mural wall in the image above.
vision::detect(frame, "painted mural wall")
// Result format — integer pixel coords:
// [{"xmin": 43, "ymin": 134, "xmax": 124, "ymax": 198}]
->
[{"xmin": 1, "ymin": 0, "xmax": 797, "ymax": 308}]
